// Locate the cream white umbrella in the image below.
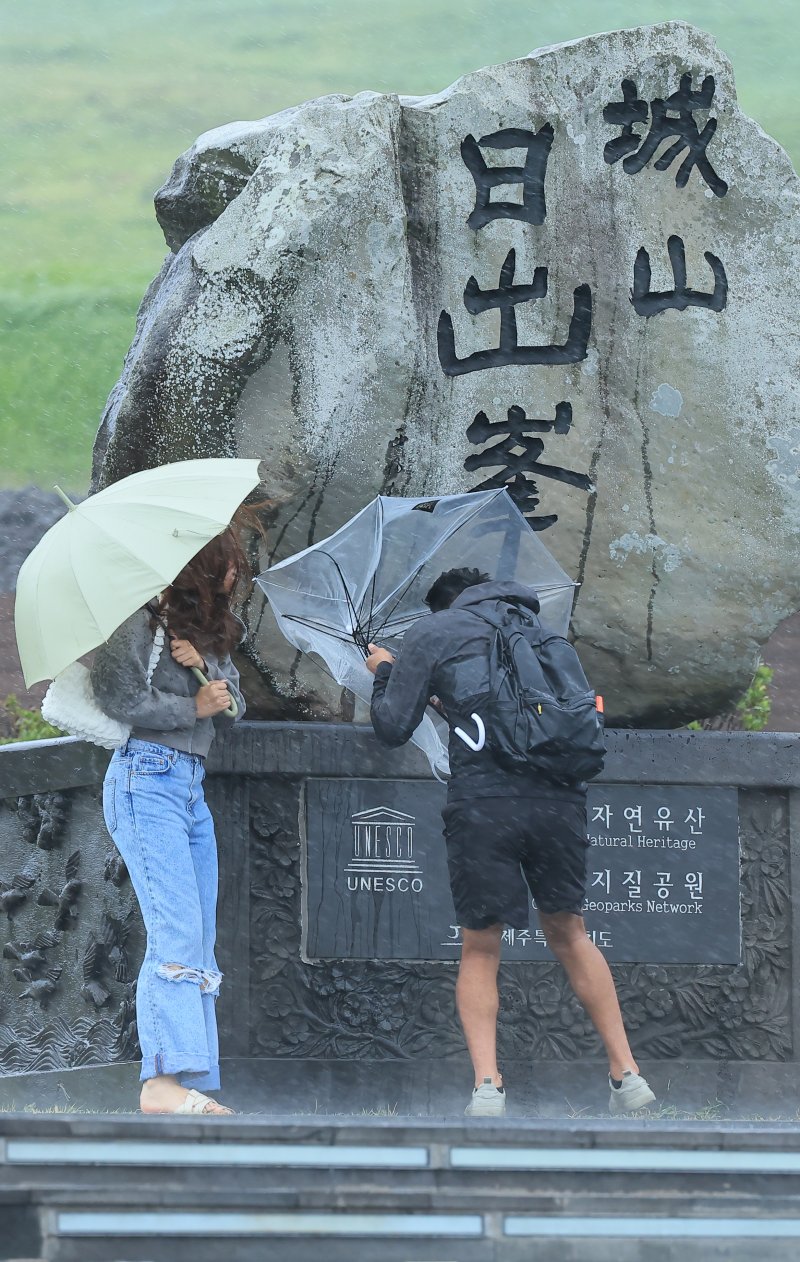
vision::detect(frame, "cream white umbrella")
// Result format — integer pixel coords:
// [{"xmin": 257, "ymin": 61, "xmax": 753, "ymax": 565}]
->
[{"xmin": 15, "ymin": 457, "xmax": 262, "ymax": 688}]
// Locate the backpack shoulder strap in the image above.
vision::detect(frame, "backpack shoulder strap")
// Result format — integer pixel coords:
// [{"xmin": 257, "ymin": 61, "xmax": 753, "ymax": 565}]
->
[{"xmin": 462, "ymin": 606, "xmax": 501, "ymax": 629}]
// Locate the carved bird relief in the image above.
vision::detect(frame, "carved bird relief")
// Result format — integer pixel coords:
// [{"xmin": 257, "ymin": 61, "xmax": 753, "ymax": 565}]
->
[
  {"xmin": 108, "ymin": 908, "xmax": 138, "ymax": 984},
  {"xmin": 16, "ymin": 793, "xmax": 69, "ymax": 851},
  {"xmin": 0, "ymin": 861, "xmax": 39, "ymax": 920},
  {"xmin": 81, "ymin": 909, "xmax": 138, "ymax": 1008},
  {"xmin": 37, "ymin": 850, "xmax": 82, "ymax": 929},
  {"xmin": 18, "ymin": 964, "xmax": 63, "ymax": 1007},
  {"xmin": 103, "ymin": 847, "xmax": 128, "ymax": 887},
  {"xmin": 81, "ymin": 934, "xmax": 111, "ymax": 1009},
  {"xmin": 3, "ymin": 929, "xmax": 60, "ymax": 973}
]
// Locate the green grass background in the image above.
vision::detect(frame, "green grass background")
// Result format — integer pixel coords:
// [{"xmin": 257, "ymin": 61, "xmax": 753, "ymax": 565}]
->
[{"xmin": 1, "ymin": 0, "xmax": 797, "ymax": 491}]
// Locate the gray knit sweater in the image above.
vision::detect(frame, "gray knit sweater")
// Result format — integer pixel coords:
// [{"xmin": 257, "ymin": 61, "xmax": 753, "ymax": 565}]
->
[{"xmin": 91, "ymin": 607, "xmax": 245, "ymax": 758}]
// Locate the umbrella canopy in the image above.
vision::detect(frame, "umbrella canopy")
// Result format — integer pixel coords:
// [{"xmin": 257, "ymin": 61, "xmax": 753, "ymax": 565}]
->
[
  {"xmin": 256, "ymin": 488, "xmax": 575, "ymax": 775},
  {"xmin": 15, "ymin": 458, "xmax": 262, "ymax": 687}
]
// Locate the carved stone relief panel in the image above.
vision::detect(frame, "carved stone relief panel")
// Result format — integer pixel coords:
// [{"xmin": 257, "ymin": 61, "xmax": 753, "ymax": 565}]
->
[
  {"xmin": 0, "ymin": 786, "xmax": 141, "ymax": 1075},
  {"xmin": 249, "ymin": 781, "xmax": 789, "ymax": 1062},
  {"xmin": 0, "ymin": 772, "xmax": 789, "ymax": 1073}
]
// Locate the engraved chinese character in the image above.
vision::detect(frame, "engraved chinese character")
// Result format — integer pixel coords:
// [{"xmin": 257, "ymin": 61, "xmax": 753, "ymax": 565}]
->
[
  {"xmin": 464, "ymin": 403, "xmax": 592, "ymax": 530},
  {"xmin": 438, "ymin": 248, "xmax": 592, "ymax": 376},
  {"xmin": 461, "ymin": 125, "xmax": 555, "ymax": 229},
  {"xmin": 632, "ymin": 235, "xmax": 727, "ymax": 317},
  {"xmin": 604, "ymin": 74, "xmax": 728, "ymax": 196}
]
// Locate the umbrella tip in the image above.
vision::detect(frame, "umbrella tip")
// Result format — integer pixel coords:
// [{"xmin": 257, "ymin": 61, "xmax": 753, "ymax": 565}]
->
[{"xmin": 53, "ymin": 485, "xmax": 76, "ymax": 511}]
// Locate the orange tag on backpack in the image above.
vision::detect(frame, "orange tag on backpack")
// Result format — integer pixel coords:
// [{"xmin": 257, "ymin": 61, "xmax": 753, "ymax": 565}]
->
[{"xmin": 595, "ymin": 695, "xmax": 604, "ymax": 714}]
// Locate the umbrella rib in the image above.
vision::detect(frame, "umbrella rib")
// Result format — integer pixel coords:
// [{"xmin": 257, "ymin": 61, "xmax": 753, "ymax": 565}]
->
[
  {"xmin": 281, "ymin": 615, "xmax": 361, "ymax": 645},
  {"xmin": 373, "ymin": 609, "xmax": 424, "ymax": 632},
  {"xmin": 362, "ymin": 497, "xmax": 385, "ymax": 646},
  {"xmin": 370, "ymin": 563, "xmax": 429, "ymax": 640},
  {"xmin": 379, "ymin": 583, "xmax": 573, "ymax": 633},
  {"xmin": 316, "ymin": 551, "xmax": 370, "ymax": 655},
  {"xmin": 360, "ymin": 569, "xmax": 379, "ymax": 648},
  {"xmin": 372, "ymin": 491, "xmax": 574, "ymax": 638},
  {"xmin": 370, "ymin": 491, "xmax": 502, "ymax": 621}
]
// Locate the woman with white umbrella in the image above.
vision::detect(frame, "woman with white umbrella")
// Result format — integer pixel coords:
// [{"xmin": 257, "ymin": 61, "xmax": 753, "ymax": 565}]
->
[
  {"xmin": 90, "ymin": 525, "xmax": 247, "ymax": 1115},
  {"xmin": 15, "ymin": 457, "xmax": 262, "ymax": 1115}
]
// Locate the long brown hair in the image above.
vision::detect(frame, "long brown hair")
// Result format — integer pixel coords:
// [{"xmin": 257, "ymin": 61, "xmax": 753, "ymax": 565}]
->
[{"xmin": 154, "ymin": 524, "xmax": 250, "ymax": 657}]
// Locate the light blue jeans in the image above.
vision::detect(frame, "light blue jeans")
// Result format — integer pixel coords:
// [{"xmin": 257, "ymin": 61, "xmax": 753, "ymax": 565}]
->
[{"xmin": 102, "ymin": 738, "xmax": 222, "ymax": 1090}]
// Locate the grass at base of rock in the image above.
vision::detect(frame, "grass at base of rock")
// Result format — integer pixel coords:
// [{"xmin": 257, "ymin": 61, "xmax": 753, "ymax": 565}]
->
[
  {"xmin": 565, "ymin": 1099, "xmax": 800, "ymax": 1123},
  {"xmin": 0, "ymin": 693, "xmax": 63, "ymax": 744}
]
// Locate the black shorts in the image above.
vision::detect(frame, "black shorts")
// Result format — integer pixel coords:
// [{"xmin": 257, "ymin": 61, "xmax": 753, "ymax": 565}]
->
[{"xmin": 442, "ymin": 795, "xmax": 589, "ymax": 930}]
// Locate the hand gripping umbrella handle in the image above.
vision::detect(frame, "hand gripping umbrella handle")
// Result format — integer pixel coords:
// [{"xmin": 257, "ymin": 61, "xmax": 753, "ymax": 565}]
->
[
  {"xmin": 190, "ymin": 665, "xmax": 238, "ymax": 717},
  {"xmin": 147, "ymin": 604, "xmax": 239, "ymax": 718}
]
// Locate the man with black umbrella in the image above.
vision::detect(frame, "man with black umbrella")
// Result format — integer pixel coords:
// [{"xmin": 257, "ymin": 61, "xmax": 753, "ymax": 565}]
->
[{"xmin": 366, "ymin": 566, "xmax": 655, "ymax": 1117}]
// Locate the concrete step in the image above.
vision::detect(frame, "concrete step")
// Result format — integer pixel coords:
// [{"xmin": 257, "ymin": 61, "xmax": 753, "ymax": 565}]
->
[{"xmin": 4, "ymin": 1114, "xmax": 800, "ymax": 1261}]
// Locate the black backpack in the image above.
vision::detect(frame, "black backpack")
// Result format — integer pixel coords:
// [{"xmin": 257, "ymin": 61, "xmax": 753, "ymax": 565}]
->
[{"xmin": 458, "ymin": 603, "xmax": 606, "ymax": 785}]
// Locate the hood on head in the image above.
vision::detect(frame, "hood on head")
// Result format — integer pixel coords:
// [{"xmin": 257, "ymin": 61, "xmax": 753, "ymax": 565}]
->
[{"xmin": 450, "ymin": 580, "xmax": 540, "ymax": 616}]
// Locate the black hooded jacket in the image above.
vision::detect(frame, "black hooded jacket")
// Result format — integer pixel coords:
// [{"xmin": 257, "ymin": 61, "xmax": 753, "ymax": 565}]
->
[{"xmin": 370, "ymin": 580, "xmax": 584, "ymax": 803}]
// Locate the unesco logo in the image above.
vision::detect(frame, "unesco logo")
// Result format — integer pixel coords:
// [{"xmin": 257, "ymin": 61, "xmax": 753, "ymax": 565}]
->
[{"xmin": 345, "ymin": 807, "xmax": 423, "ymax": 893}]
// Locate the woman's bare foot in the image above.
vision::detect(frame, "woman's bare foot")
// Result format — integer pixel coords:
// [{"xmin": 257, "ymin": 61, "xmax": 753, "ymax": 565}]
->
[{"xmin": 140, "ymin": 1074, "xmax": 233, "ymax": 1115}]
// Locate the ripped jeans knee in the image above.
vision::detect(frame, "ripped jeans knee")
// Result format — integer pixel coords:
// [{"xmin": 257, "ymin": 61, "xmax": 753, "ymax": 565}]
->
[{"xmin": 156, "ymin": 962, "xmax": 223, "ymax": 996}]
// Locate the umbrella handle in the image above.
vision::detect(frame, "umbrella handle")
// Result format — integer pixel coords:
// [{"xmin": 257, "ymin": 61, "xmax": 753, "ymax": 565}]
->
[
  {"xmin": 454, "ymin": 713, "xmax": 485, "ymax": 752},
  {"xmin": 190, "ymin": 665, "xmax": 238, "ymax": 717}
]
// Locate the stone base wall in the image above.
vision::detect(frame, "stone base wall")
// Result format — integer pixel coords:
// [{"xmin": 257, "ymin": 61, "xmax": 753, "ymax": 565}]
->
[{"xmin": 0, "ymin": 725, "xmax": 796, "ymax": 1075}]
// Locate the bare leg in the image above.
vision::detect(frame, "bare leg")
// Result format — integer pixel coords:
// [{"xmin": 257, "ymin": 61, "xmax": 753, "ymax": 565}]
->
[
  {"xmin": 456, "ymin": 924, "xmax": 504, "ymax": 1087},
  {"xmin": 538, "ymin": 911, "xmax": 638, "ymax": 1080},
  {"xmin": 140, "ymin": 1075, "xmax": 232, "ymax": 1115}
]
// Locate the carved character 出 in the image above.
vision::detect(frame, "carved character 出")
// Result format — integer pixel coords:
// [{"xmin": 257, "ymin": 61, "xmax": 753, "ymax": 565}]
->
[{"xmin": 438, "ymin": 249, "xmax": 592, "ymax": 376}]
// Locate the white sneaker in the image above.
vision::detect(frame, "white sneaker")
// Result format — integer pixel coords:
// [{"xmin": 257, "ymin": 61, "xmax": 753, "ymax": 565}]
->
[
  {"xmin": 465, "ymin": 1077, "xmax": 506, "ymax": 1117},
  {"xmin": 608, "ymin": 1069, "xmax": 656, "ymax": 1114}
]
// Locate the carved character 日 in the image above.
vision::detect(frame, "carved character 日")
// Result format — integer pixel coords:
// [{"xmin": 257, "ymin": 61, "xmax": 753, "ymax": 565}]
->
[{"xmin": 460, "ymin": 124, "xmax": 554, "ymax": 229}]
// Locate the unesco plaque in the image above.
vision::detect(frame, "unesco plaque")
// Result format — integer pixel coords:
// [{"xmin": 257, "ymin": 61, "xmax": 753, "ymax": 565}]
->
[{"xmin": 304, "ymin": 780, "xmax": 740, "ymax": 964}]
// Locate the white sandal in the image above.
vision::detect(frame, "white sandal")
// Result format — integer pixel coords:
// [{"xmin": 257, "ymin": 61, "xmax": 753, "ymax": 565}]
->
[{"xmin": 172, "ymin": 1088, "xmax": 234, "ymax": 1115}]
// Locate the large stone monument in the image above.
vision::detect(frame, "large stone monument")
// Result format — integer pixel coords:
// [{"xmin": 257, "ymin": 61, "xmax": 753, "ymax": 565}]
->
[{"xmin": 92, "ymin": 21, "xmax": 800, "ymax": 727}]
